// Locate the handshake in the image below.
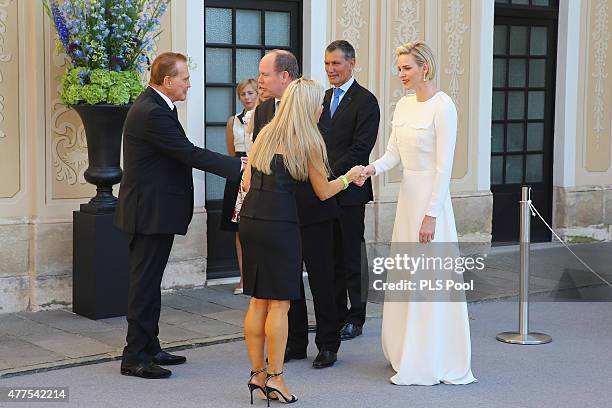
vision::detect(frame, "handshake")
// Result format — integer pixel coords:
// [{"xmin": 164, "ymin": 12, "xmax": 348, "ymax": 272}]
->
[{"xmin": 345, "ymin": 164, "xmax": 376, "ymax": 187}]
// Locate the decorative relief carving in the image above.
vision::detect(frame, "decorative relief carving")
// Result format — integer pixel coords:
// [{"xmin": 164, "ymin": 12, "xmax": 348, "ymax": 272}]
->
[
  {"xmin": 0, "ymin": 0, "xmax": 20, "ymax": 199},
  {"xmin": 51, "ymin": 96, "xmax": 88, "ymax": 186},
  {"xmin": 444, "ymin": 0, "xmax": 468, "ymax": 107},
  {"xmin": 591, "ymin": 0, "xmax": 609, "ymax": 150},
  {"xmin": 440, "ymin": 0, "xmax": 469, "ymax": 179},
  {"xmin": 391, "ymin": 0, "xmax": 420, "ymax": 75},
  {"xmin": 49, "ymin": 27, "xmax": 89, "ymax": 186},
  {"xmin": 338, "ymin": 0, "xmax": 366, "ymax": 73},
  {"xmin": 0, "ymin": 95, "xmax": 5, "ymax": 140},
  {"xmin": 385, "ymin": 0, "xmax": 422, "ymax": 183},
  {"xmin": 390, "ymin": 1, "xmax": 421, "ymax": 117},
  {"xmin": 0, "ymin": 0, "xmax": 13, "ymax": 141}
]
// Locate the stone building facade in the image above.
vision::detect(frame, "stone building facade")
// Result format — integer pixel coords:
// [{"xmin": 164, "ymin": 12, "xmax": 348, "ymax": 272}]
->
[{"xmin": 0, "ymin": 0, "xmax": 610, "ymax": 313}]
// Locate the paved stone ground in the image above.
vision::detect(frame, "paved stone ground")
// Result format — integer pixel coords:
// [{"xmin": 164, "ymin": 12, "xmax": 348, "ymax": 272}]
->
[
  {"xmin": 2, "ymin": 300, "xmax": 612, "ymax": 408},
  {"xmin": 0, "ymin": 242, "xmax": 610, "ymax": 379}
]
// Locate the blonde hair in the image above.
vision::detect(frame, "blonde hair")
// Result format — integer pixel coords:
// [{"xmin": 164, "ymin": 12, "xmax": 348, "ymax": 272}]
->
[
  {"xmin": 250, "ymin": 78, "xmax": 330, "ymax": 182},
  {"xmin": 236, "ymin": 79, "xmax": 257, "ymax": 97},
  {"xmin": 396, "ymin": 40, "xmax": 437, "ymax": 81},
  {"xmin": 245, "ymin": 91, "xmax": 270, "ymax": 135}
]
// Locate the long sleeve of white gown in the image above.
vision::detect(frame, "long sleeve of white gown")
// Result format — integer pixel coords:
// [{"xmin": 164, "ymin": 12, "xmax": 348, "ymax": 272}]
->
[
  {"xmin": 372, "ymin": 123, "xmax": 401, "ymax": 176},
  {"xmin": 425, "ymin": 99, "xmax": 457, "ymax": 218}
]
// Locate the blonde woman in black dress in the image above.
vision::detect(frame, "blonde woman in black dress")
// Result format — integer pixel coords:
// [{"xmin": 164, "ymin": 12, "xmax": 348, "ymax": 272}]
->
[{"xmin": 240, "ymin": 78, "xmax": 364, "ymax": 404}]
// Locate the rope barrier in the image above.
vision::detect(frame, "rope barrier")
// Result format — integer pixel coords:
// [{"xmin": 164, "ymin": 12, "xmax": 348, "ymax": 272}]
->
[{"xmin": 523, "ymin": 187, "xmax": 612, "ymax": 289}]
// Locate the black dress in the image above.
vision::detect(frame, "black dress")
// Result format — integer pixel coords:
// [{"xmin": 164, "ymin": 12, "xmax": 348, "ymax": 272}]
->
[{"xmin": 239, "ymin": 155, "xmax": 301, "ymax": 300}]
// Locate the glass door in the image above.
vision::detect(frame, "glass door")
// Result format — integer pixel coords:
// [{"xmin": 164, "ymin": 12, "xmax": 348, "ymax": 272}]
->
[
  {"xmin": 204, "ymin": 0, "xmax": 302, "ymax": 278},
  {"xmin": 491, "ymin": 0, "xmax": 558, "ymax": 243}
]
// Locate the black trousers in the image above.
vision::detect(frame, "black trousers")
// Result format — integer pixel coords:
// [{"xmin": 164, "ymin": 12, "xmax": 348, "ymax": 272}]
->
[
  {"xmin": 287, "ymin": 220, "xmax": 340, "ymax": 353},
  {"xmin": 122, "ymin": 233, "xmax": 175, "ymax": 364},
  {"xmin": 334, "ymin": 204, "xmax": 368, "ymax": 327}
]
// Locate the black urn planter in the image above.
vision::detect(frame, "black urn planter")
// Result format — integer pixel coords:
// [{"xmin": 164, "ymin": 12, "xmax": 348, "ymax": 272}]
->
[
  {"xmin": 72, "ymin": 103, "xmax": 131, "ymax": 319},
  {"xmin": 73, "ymin": 104, "xmax": 131, "ymax": 214}
]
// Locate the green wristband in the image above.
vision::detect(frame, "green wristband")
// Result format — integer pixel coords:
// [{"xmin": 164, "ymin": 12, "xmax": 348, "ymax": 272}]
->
[{"xmin": 340, "ymin": 175, "xmax": 349, "ymax": 190}]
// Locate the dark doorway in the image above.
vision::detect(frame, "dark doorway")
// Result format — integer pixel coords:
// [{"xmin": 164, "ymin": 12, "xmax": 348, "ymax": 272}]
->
[
  {"xmin": 204, "ymin": 0, "xmax": 302, "ymax": 278},
  {"xmin": 491, "ymin": 0, "xmax": 558, "ymax": 243}
]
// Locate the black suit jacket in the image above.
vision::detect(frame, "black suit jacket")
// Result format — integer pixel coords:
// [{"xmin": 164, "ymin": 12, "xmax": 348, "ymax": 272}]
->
[
  {"xmin": 252, "ymin": 98, "xmax": 338, "ymax": 226},
  {"xmin": 325, "ymin": 80, "xmax": 380, "ymax": 206},
  {"xmin": 252, "ymin": 98, "xmax": 276, "ymax": 141},
  {"xmin": 114, "ymin": 87, "xmax": 241, "ymax": 235}
]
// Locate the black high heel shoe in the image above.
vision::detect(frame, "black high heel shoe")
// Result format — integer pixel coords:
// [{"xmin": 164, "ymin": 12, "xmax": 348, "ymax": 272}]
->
[
  {"xmin": 248, "ymin": 368, "xmax": 278, "ymax": 404},
  {"xmin": 264, "ymin": 371, "xmax": 298, "ymax": 406}
]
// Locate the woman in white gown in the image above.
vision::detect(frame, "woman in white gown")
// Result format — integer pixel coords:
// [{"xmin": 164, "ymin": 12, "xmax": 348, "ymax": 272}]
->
[{"xmin": 361, "ymin": 41, "xmax": 476, "ymax": 386}]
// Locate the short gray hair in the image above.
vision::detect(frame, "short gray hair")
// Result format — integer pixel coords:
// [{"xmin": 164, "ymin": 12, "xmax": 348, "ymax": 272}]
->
[
  {"xmin": 326, "ymin": 40, "xmax": 356, "ymax": 60},
  {"xmin": 270, "ymin": 50, "xmax": 300, "ymax": 80}
]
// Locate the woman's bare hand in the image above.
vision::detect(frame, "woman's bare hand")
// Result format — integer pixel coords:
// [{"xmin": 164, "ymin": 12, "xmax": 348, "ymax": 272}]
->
[
  {"xmin": 345, "ymin": 165, "xmax": 365, "ymax": 182},
  {"xmin": 419, "ymin": 215, "xmax": 436, "ymax": 243}
]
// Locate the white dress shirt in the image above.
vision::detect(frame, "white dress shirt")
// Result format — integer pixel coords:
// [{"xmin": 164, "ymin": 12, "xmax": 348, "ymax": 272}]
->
[
  {"xmin": 332, "ymin": 76, "xmax": 355, "ymax": 104},
  {"xmin": 151, "ymin": 86, "xmax": 176, "ymax": 111}
]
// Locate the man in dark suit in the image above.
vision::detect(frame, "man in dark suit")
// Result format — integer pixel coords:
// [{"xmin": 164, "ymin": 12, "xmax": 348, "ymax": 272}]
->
[
  {"xmin": 324, "ymin": 40, "xmax": 380, "ymax": 340},
  {"xmin": 253, "ymin": 50, "xmax": 340, "ymax": 369},
  {"xmin": 114, "ymin": 52, "xmax": 242, "ymax": 379}
]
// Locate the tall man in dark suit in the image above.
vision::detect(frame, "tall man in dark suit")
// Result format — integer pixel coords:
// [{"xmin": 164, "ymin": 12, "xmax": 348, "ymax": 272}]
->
[
  {"xmin": 114, "ymin": 52, "xmax": 243, "ymax": 379},
  {"xmin": 253, "ymin": 50, "xmax": 341, "ymax": 369},
  {"xmin": 324, "ymin": 41, "xmax": 380, "ymax": 340}
]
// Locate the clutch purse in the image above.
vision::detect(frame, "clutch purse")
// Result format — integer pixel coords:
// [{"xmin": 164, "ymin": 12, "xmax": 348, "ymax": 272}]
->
[{"xmin": 231, "ymin": 173, "xmax": 247, "ymax": 223}]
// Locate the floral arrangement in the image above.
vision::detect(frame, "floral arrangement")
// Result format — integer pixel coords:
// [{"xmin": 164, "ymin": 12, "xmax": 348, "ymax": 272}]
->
[{"xmin": 44, "ymin": 0, "xmax": 170, "ymax": 105}]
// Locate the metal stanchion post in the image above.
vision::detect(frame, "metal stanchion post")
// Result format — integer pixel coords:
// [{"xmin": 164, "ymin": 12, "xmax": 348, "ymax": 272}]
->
[{"xmin": 497, "ymin": 186, "xmax": 552, "ymax": 345}]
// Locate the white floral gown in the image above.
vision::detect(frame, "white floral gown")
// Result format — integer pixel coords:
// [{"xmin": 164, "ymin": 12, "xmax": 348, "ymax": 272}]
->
[{"xmin": 371, "ymin": 91, "xmax": 476, "ymax": 386}]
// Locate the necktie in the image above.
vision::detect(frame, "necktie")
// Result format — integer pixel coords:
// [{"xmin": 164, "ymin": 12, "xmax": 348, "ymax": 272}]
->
[
  {"xmin": 171, "ymin": 106, "xmax": 178, "ymax": 119},
  {"xmin": 330, "ymin": 88, "xmax": 344, "ymax": 117}
]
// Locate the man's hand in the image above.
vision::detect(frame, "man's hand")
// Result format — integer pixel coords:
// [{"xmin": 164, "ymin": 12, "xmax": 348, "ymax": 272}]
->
[{"xmin": 345, "ymin": 165, "xmax": 365, "ymax": 183}]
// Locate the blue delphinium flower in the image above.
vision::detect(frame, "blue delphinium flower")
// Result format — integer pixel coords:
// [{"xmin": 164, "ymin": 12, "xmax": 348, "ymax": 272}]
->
[
  {"xmin": 49, "ymin": 1, "xmax": 70, "ymax": 54},
  {"xmin": 45, "ymin": 0, "xmax": 170, "ymax": 105}
]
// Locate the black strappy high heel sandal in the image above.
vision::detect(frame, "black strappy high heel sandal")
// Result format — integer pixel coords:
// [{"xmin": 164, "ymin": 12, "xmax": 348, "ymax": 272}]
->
[
  {"xmin": 248, "ymin": 368, "xmax": 267, "ymax": 404},
  {"xmin": 264, "ymin": 371, "xmax": 298, "ymax": 406},
  {"xmin": 249, "ymin": 368, "xmax": 279, "ymax": 404}
]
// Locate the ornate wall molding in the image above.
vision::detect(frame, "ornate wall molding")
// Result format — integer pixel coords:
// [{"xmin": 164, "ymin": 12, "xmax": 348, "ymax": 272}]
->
[
  {"xmin": 389, "ymin": 0, "xmax": 421, "ymax": 107},
  {"xmin": 0, "ymin": 0, "xmax": 13, "ymax": 141},
  {"xmin": 391, "ymin": 0, "xmax": 420, "ymax": 76},
  {"xmin": 338, "ymin": 0, "xmax": 367, "ymax": 74},
  {"xmin": 0, "ymin": 0, "xmax": 18, "ymax": 199},
  {"xmin": 444, "ymin": 0, "xmax": 468, "ymax": 106},
  {"xmin": 585, "ymin": 0, "xmax": 611, "ymax": 172},
  {"xmin": 45, "ymin": 16, "xmax": 94, "ymax": 200},
  {"xmin": 591, "ymin": 0, "xmax": 609, "ymax": 150},
  {"xmin": 0, "ymin": 94, "xmax": 5, "ymax": 140},
  {"xmin": 441, "ymin": 0, "xmax": 470, "ymax": 179},
  {"xmin": 384, "ymin": 0, "xmax": 424, "ymax": 184},
  {"xmin": 49, "ymin": 40, "xmax": 88, "ymax": 187},
  {"xmin": 50, "ymin": 98, "xmax": 88, "ymax": 186}
]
